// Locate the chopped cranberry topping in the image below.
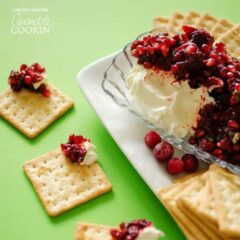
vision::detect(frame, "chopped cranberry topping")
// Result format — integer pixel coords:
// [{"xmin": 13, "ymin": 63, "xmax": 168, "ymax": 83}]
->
[
  {"xmin": 166, "ymin": 157, "xmax": 184, "ymax": 175},
  {"xmin": 182, "ymin": 154, "xmax": 199, "ymax": 172},
  {"xmin": 61, "ymin": 134, "xmax": 89, "ymax": 164},
  {"xmin": 153, "ymin": 142, "xmax": 174, "ymax": 162},
  {"xmin": 8, "ymin": 63, "xmax": 51, "ymax": 97},
  {"xmin": 131, "ymin": 26, "xmax": 240, "ymax": 165},
  {"xmin": 111, "ymin": 219, "xmax": 152, "ymax": 240},
  {"xmin": 144, "ymin": 130, "xmax": 161, "ymax": 148}
]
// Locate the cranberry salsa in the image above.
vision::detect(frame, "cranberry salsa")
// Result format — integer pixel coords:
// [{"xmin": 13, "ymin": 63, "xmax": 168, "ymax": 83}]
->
[
  {"xmin": 111, "ymin": 219, "xmax": 152, "ymax": 240},
  {"xmin": 61, "ymin": 134, "xmax": 90, "ymax": 164},
  {"xmin": 8, "ymin": 63, "xmax": 51, "ymax": 97},
  {"xmin": 131, "ymin": 26, "xmax": 240, "ymax": 166}
]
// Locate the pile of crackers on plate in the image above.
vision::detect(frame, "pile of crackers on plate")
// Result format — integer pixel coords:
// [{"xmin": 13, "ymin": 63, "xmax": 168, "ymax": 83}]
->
[
  {"xmin": 158, "ymin": 164, "xmax": 240, "ymax": 240},
  {"xmin": 153, "ymin": 11, "xmax": 240, "ymax": 59}
]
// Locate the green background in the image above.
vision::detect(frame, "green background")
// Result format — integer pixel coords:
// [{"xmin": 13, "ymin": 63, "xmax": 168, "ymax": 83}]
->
[{"xmin": 0, "ymin": 1, "xmax": 239, "ymax": 239}]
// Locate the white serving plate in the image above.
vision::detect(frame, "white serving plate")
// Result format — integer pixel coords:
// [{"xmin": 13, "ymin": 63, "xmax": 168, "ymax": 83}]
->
[{"xmin": 76, "ymin": 52, "xmax": 200, "ymax": 194}]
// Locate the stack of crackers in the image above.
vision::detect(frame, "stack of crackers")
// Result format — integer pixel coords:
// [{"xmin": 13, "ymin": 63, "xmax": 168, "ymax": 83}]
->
[
  {"xmin": 153, "ymin": 11, "xmax": 240, "ymax": 59},
  {"xmin": 158, "ymin": 165, "xmax": 240, "ymax": 240}
]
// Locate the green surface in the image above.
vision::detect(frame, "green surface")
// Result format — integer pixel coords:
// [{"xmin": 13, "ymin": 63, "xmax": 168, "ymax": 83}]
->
[{"xmin": 0, "ymin": 0, "xmax": 240, "ymax": 239}]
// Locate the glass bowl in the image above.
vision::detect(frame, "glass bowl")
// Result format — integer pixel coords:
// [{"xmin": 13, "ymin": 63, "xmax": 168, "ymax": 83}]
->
[{"xmin": 101, "ymin": 30, "xmax": 240, "ymax": 175}]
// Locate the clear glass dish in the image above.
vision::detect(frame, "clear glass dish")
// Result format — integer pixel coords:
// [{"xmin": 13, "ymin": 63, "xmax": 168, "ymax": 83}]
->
[{"xmin": 101, "ymin": 30, "xmax": 240, "ymax": 175}]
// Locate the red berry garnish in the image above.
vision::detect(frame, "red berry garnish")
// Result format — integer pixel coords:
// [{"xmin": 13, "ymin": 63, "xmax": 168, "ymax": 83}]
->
[
  {"xmin": 166, "ymin": 157, "xmax": 184, "ymax": 175},
  {"xmin": 8, "ymin": 63, "xmax": 51, "ymax": 97},
  {"xmin": 182, "ymin": 154, "xmax": 199, "ymax": 172},
  {"xmin": 24, "ymin": 75, "xmax": 32, "ymax": 84},
  {"xmin": 153, "ymin": 142, "xmax": 174, "ymax": 162},
  {"xmin": 144, "ymin": 130, "xmax": 161, "ymax": 148},
  {"xmin": 20, "ymin": 64, "xmax": 28, "ymax": 71},
  {"xmin": 111, "ymin": 219, "xmax": 152, "ymax": 240},
  {"xmin": 130, "ymin": 26, "xmax": 240, "ymax": 165},
  {"xmin": 61, "ymin": 134, "xmax": 89, "ymax": 164}
]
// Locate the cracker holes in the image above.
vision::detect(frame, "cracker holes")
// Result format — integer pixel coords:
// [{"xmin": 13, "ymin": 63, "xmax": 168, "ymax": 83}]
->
[{"xmin": 60, "ymin": 164, "xmax": 64, "ymax": 169}]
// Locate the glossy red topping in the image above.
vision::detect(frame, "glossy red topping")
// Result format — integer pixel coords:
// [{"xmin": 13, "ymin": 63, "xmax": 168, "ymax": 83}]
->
[
  {"xmin": 61, "ymin": 134, "xmax": 89, "ymax": 163},
  {"xmin": 8, "ymin": 63, "xmax": 51, "ymax": 97},
  {"xmin": 111, "ymin": 219, "xmax": 152, "ymax": 240},
  {"xmin": 132, "ymin": 26, "xmax": 240, "ymax": 165}
]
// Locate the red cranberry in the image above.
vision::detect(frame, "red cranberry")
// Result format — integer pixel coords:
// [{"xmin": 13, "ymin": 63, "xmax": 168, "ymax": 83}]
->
[
  {"xmin": 144, "ymin": 130, "xmax": 161, "ymax": 148},
  {"xmin": 153, "ymin": 142, "xmax": 174, "ymax": 162},
  {"xmin": 61, "ymin": 134, "xmax": 89, "ymax": 164},
  {"xmin": 166, "ymin": 157, "xmax": 184, "ymax": 175},
  {"xmin": 182, "ymin": 154, "xmax": 199, "ymax": 172}
]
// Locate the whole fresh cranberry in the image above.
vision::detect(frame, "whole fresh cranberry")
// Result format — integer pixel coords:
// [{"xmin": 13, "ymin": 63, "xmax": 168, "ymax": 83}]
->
[
  {"xmin": 153, "ymin": 142, "xmax": 174, "ymax": 162},
  {"xmin": 144, "ymin": 130, "xmax": 161, "ymax": 148},
  {"xmin": 182, "ymin": 154, "xmax": 199, "ymax": 172},
  {"xmin": 166, "ymin": 157, "xmax": 184, "ymax": 175}
]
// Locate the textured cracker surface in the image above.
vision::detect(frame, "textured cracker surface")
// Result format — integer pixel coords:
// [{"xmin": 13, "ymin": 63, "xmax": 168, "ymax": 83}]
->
[
  {"xmin": 74, "ymin": 223, "xmax": 114, "ymax": 240},
  {"xmin": 157, "ymin": 174, "xmax": 208, "ymax": 240},
  {"xmin": 210, "ymin": 19, "xmax": 234, "ymax": 39},
  {"xmin": 0, "ymin": 85, "xmax": 73, "ymax": 138},
  {"xmin": 168, "ymin": 12, "xmax": 185, "ymax": 34},
  {"xmin": 23, "ymin": 149, "xmax": 112, "ymax": 217},
  {"xmin": 196, "ymin": 13, "xmax": 217, "ymax": 32},
  {"xmin": 209, "ymin": 165, "xmax": 240, "ymax": 237}
]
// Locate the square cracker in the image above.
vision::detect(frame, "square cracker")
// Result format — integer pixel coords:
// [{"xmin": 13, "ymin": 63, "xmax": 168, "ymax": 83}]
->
[
  {"xmin": 0, "ymin": 84, "xmax": 73, "ymax": 139},
  {"xmin": 153, "ymin": 16, "xmax": 169, "ymax": 29},
  {"xmin": 181, "ymin": 11, "xmax": 202, "ymax": 28},
  {"xmin": 196, "ymin": 13, "xmax": 217, "ymax": 32},
  {"xmin": 168, "ymin": 12, "xmax": 185, "ymax": 34},
  {"xmin": 74, "ymin": 223, "xmax": 114, "ymax": 240},
  {"xmin": 209, "ymin": 165, "xmax": 240, "ymax": 237},
  {"xmin": 210, "ymin": 18, "xmax": 234, "ymax": 40},
  {"xmin": 23, "ymin": 149, "xmax": 112, "ymax": 217},
  {"xmin": 157, "ymin": 173, "xmax": 209, "ymax": 240},
  {"xmin": 216, "ymin": 24, "xmax": 240, "ymax": 58}
]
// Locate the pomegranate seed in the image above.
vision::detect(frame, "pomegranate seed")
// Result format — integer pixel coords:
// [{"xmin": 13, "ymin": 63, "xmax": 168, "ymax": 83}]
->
[
  {"xmin": 199, "ymin": 138, "xmax": 215, "ymax": 152},
  {"xmin": 227, "ymin": 72, "xmax": 234, "ymax": 78},
  {"xmin": 147, "ymin": 46, "xmax": 155, "ymax": 55},
  {"xmin": 20, "ymin": 64, "xmax": 28, "ymax": 71},
  {"xmin": 212, "ymin": 149, "xmax": 222, "ymax": 156},
  {"xmin": 153, "ymin": 142, "xmax": 174, "ymax": 162},
  {"xmin": 228, "ymin": 120, "xmax": 239, "ymax": 129},
  {"xmin": 185, "ymin": 45, "xmax": 197, "ymax": 55},
  {"xmin": 235, "ymin": 83, "xmax": 240, "ymax": 91},
  {"xmin": 143, "ymin": 37, "xmax": 149, "ymax": 46},
  {"xmin": 143, "ymin": 62, "xmax": 152, "ymax": 69},
  {"xmin": 144, "ymin": 130, "xmax": 161, "ymax": 148},
  {"xmin": 182, "ymin": 154, "xmax": 199, "ymax": 172},
  {"xmin": 131, "ymin": 49, "xmax": 139, "ymax": 57},
  {"xmin": 166, "ymin": 157, "xmax": 184, "ymax": 175},
  {"xmin": 137, "ymin": 45, "xmax": 145, "ymax": 55},
  {"xmin": 160, "ymin": 44, "xmax": 169, "ymax": 57},
  {"xmin": 24, "ymin": 75, "xmax": 32, "ymax": 84},
  {"xmin": 228, "ymin": 65, "xmax": 236, "ymax": 72},
  {"xmin": 206, "ymin": 58, "xmax": 216, "ymax": 67},
  {"xmin": 195, "ymin": 129, "xmax": 205, "ymax": 138},
  {"xmin": 201, "ymin": 44, "xmax": 210, "ymax": 54},
  {"xmin": 182, "ymin": 25, "xmax": 197, "ymax": 35},
  {"xmin": 233, "ymin": 144, "xmax": 240, "ymax": 152}
]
